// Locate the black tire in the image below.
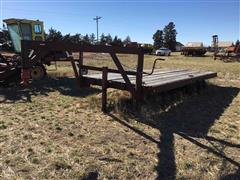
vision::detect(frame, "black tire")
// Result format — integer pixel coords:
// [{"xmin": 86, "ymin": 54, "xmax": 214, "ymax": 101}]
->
[{"xmin": 31, "ymin": 64, "xmax": 46, "ymax": 81}]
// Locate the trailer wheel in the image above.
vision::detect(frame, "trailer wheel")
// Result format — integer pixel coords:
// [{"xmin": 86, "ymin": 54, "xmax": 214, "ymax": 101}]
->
[{"xmin": 31, "ymin": 65, "xmax": 46, "ymax": 80}]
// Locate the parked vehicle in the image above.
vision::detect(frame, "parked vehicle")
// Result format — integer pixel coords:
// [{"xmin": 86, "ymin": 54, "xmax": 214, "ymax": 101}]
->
[
  {"xmin": 182, "ymin": 42, "xmax": 206, "ymax": 56},
  {"xmin": 182, "ymin": 47, "xmax": 207, "ymax": 56},
  {"xmin": 156, "ymin": 48, "xmax": 171, "ymax": 56},
  {"xmin": 0, "ymin": 18, "xmax": 71, "ymax": 85}
]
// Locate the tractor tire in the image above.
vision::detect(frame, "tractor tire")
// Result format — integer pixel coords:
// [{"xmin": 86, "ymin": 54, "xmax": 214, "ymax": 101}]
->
[{"xmin": 31, "ymin": 65, "xmax": 46, "ymax": 81}]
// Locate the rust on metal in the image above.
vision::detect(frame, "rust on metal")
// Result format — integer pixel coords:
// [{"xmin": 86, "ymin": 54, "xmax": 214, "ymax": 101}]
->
[{"xmin": 20, "ymin": 40, "xmax": 217, "ymax": 111}]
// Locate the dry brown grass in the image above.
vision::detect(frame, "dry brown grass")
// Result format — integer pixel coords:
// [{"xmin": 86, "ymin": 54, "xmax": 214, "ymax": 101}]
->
[{"xmin": 0, "ymin": 53, "xmax": 239, "ymax": 179}]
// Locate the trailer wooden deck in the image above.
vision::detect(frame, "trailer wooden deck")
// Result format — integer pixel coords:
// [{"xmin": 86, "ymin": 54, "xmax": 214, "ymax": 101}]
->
[
  {"xmin": 83, "ymin": 69, "xmax": 217, "ymax": 92},
  {"xmin": 21, "ymin": 40, "xmax": 217, "ymax": 112}
]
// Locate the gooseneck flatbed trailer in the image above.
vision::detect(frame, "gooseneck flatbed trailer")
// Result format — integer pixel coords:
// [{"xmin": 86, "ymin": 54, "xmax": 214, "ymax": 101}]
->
[{"xmin": 20, "ymin": 40, "xmax": 217, "ymax": 112}]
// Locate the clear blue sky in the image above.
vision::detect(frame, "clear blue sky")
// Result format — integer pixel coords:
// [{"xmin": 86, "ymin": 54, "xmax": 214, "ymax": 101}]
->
[{"xmin": 1, "ymin": 0, "xmax": 239, "ymax": 45}]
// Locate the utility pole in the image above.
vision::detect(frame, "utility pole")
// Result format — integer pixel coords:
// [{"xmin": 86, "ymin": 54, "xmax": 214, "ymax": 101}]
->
[{"xmin": 93, "ymin": 16, "xmax": 101, "ymax": 44}]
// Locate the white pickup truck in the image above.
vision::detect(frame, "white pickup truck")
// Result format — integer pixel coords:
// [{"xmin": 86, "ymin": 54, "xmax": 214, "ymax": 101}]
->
[{"xmin": 156, "ymin": 48, "xmax": 171, "ymax": 56}]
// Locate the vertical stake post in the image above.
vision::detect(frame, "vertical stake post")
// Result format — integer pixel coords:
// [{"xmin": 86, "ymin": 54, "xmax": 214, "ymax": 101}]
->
[
  {"xmin": 136, "ymin": 51, "xmax": 144, "ymax": 101},
  {"xmin": 102, "ymin": 67, "xmax": 108, "ymax": 112},
  {"xmin": 78, "ymin": 52, "xmax": 83, "ymax": 77},
  {"xmin": 78, "ymin": 52, "xmax": 84, "ymax": 87}
]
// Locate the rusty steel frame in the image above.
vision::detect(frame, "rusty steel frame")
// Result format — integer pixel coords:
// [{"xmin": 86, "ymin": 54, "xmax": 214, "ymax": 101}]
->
[
  {"xmin": 21, "ymin": 40, "xmax": 148, "ymax": 111},
  {"xmin": 214, "ymin": 54, "xmax": 240, "ymax": 62},
  {"xmin": 213, "ymin": 44, "xmax": 240, "ymax": 62},
  {"xmin": 21, "ymin": 40, "xmax": 216, "ymax": 112}
]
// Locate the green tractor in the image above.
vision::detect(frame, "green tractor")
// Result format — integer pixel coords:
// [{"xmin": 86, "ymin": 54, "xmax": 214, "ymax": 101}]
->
[{"xmin": 0, "ymin": 18, "xmax": 46, "ymax": 85}]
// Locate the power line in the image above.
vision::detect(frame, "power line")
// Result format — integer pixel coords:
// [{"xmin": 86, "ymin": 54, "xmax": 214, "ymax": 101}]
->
[{"xmin": 93, "ymin": 16, "xmax": 101, "ymax": 44}]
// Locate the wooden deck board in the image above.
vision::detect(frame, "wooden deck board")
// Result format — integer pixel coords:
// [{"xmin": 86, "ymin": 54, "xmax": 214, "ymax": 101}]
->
[
  {"xmin": 85, "ymin": 69, "xmax": 189, "ymax": 82},
  {"xmin": 83, "ymin": 69, "xmax": 217, "ymax": 90},
  {"xmin": 146, "ymin": 72, "xmax": 215, "ymax": 87}
]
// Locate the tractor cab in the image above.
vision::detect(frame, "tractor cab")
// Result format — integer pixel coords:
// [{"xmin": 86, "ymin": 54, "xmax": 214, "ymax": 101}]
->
[
  {"xmin": 3, "ymin": 18, "xmax": 45, "ymax": 53},
  {"xmin": 0, "ymin": 18, "xmax": 46, "ymax": 85}
]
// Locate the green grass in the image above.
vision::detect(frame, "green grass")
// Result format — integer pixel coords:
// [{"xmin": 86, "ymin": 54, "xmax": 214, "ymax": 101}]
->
[{"xmin": 0, "ymin": 53, "xmax": 239, "ymax": 179}]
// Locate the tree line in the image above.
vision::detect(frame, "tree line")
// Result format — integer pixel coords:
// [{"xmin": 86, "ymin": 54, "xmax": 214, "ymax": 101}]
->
[
  {"xmin": 2, "ymin": 22, "xmax": 177, "ymax": 51},
  {"xmin": 45, "ymin": 28, "xmax": 132, "ymax": 47},
  {"xmin": 153, "ymin": 22, "xmax": 177, "ymax": 51}
]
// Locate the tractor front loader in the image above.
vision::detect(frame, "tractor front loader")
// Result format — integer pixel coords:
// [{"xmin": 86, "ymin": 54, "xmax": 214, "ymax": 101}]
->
[{"xmin": 0, "ymin": 18, "xmax": 47, "ymax": 85}]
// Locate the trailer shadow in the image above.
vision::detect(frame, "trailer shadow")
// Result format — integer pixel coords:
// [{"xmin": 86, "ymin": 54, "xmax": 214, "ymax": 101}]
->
[
  {"xmin": 0, "ymin": 76, "xmax": 101, "ymax": 103},
  {"xmin": 108, "ymin": 84, "xmax": 240, "ymax": 179}
]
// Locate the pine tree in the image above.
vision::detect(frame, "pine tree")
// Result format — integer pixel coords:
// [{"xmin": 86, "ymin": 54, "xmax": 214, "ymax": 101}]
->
[
  {"xmin": 123, "ymin": 35, "xmax": 131, "ymax": 46},
  {"xmin": 89, "ymin": 33, "xmax": 95, "ymax": 44},
  {"xmin": 62, "ymin": 33, "xmax": 71, "ymax": 42},
  {"xmin": 82, "ymin": 34, "xmax": 90, "ymax": 44},
  {"xmin": 111, "ymin": 36, "xmax": 123, "ymax": 47},
  {"xmin": 153, "ymin": 30, "xmax": 163, "ymax": 50},
  {"xmin": 71, "ymin": 33, "xmax": 81, "ymax": 44},
  {"xmin": 105, "ymin": 34, "xmax": 113, "ymax": 45},
  {"xmin": 163, "ymin": 22, "xmax": 177, "ymax": 51},
  {"xmin": 45, "ymin": 27, "xmax": 63, "ymax": 41},
  {"xmin": 100, "ymin": 33, "xmax": 106, "ymax": 45}
]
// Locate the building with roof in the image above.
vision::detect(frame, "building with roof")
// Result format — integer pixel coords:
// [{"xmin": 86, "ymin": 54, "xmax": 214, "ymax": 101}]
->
[
  {"xmin": 175, "ymin": 42, "xmax": 184, "ymax": 51},
  {"xmin": 185, "ymin": 42, "xmax": 204, "ymax": 48},
  {"xmin": 217, "ymin": 41, "xmax": 234, "ymax": 48}
]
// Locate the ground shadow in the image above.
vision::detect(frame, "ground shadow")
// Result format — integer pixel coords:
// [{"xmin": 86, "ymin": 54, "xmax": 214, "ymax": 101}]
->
[
  {"xmin": 0, "ymin": 76, "xmax": 101, "ymax": 103},
  {"xmin": 219, "ymin": 168, "xmax": 240, "ymax": 180},
  {"xmin": 109, "ymin": 84, "xmax": 240, "ymax": 179}
]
